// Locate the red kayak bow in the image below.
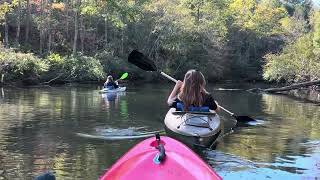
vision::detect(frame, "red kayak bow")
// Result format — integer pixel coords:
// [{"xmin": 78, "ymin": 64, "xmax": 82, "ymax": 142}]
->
[{"xmin": 100, "ymin": 135, "xmax": 222, "ymax": 180}]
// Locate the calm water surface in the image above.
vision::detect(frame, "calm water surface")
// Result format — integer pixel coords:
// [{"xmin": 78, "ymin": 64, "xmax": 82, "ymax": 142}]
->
[{"xmin": 0, "ymin": 84, "xmax": 319, "ymax": 179}]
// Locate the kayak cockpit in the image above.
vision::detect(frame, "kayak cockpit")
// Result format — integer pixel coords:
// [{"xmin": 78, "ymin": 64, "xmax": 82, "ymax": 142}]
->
[{"xmin": 164, "ymin": 108, "xmax": 222, "ymax": 148}]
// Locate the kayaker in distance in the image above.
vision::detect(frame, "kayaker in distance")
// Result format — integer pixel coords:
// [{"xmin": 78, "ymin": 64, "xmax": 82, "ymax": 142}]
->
[
  {"xmin": 167, "ymin": 69, "xmax": 220, "ymax": 111},
  {"xmin": 104, "ymin": 75, "xmax": 119, "ymax": 89}
]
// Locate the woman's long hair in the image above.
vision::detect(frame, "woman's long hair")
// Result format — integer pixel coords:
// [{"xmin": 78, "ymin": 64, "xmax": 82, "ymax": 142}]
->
[{"xmin": 179, "ymin": 70, "xmax": 207, "ymax": 111}]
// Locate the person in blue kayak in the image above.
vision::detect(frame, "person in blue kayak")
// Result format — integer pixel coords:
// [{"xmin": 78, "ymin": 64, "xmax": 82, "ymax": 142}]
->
[
  {"xmin": 104, "ymin": 75, "xmax": 119, "ymax": 89},
  {"xmin": 167, "ymin": 69, "xmax": 219, "ymax": 111}
]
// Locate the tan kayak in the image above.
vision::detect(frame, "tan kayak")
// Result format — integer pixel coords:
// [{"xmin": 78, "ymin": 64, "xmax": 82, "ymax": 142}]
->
[{"xmin": 164, "ymin": 108, "xmax": 222, "ymax": 149}]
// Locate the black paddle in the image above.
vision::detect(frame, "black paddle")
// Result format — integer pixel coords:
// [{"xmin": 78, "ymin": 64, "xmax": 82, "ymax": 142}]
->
[
  {"xmin": 128, "ymin": 50, "xmax": 256, "ymax": 123},
  {"xmin": 128, "ymin": 50, "xmax": 177, "ymax": 82}
]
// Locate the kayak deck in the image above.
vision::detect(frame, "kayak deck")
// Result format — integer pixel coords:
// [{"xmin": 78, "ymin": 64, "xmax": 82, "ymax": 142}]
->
[
  {"xmin": 100, "ymin": 136, "xmax": 221, "ymax": 180},
  {"xmin": 164, "ymin": 108, "xmax": 222, "ymax": 148}
]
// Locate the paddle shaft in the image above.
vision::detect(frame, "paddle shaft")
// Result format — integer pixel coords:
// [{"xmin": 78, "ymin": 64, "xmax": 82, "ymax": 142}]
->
[
  {"xmin": 159, "ymin": 72, "xmax": 235, "ymax": 115},
  {"xmin": 160, "ymin": 72, "xmax": 177, "ymax": 83},
  {"xmin": 217, "ymin": 106, "xmax": 234, "ymax": 116}
]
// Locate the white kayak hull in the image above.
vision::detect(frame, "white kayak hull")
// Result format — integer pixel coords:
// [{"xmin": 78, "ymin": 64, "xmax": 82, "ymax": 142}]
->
[
  {"xmin": 100, "ymin": 87, "xmax": 126, "ymax": 93},
  {"xmin": 164, "ymin": 108, "xmax": 222, "ymax": 148}
]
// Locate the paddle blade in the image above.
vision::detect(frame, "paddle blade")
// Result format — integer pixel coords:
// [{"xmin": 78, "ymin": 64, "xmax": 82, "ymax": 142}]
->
[
  {"xmin": 128, "ymin": 50, "xmax": 157, "ymax": 71},
  {"xmin": 119, "ymin": 72, "xmax": 128, "ymax": 80},
  {"xmin": 233, "ymin": 115, "xmax": 255, "ymax": 122}
]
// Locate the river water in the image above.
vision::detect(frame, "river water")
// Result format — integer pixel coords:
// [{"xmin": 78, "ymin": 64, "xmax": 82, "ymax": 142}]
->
[{"xmin": 0, "ymin": 84, "xmax": 319, "ymax": 179}]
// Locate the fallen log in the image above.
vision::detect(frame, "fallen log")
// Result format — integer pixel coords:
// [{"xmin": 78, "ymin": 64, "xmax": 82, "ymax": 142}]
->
[{"xmin": 248, "ymin": 80, "xmax": 320, "ymax": 93}]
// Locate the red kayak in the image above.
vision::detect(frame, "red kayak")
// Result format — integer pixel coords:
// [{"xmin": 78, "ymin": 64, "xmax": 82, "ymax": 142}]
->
[{"xmin": 100, "ymin": 135, "xmax": 222, "ymax": 180}]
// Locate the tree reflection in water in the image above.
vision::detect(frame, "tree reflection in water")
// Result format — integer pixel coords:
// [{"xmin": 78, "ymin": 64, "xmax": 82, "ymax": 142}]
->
[{"xmin": 0, "ymin": 85, "xmax": 319, "ymax": 179}]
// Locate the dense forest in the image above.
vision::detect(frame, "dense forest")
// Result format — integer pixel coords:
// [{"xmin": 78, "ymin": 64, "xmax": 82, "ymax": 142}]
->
[{"xmin": 0, "ymin": 0, "xmax": 319, "ymax": 85}]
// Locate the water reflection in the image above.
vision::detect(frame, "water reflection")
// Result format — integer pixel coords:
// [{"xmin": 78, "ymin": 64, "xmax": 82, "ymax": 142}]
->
[
  {"xmin": 206, "ymin": 140, "xmax": 320, "ymax": 179},
  {"xmin": 101, "ymin": 92, "xmax": 117, "ymax": 102},
  {"xmin": 0, "ymin": 85, "xmax": 319, "ymax": 179},
  {"xmin": 215, "ymin": 92, "xmax": 320, "ymax": 179},
  {"xmin": 100, "ymin": 92, "xmax": 129, "ymax": 122},
  {"xmin": 101, "ymin": 92, "xmax": 126, "ymax": 105}
]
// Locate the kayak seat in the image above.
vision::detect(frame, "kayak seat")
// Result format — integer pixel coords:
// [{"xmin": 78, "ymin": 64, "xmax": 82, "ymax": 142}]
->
[
  {"xmin": 176, "ymin": 102, "xmax": 209, "ymax": 112},
  {"xmin": 175, "ymin": 103, "xmax": 213, "ymax": 130},
  {"xmin": 184, "ymin": 114, "xmax": 213, "ymax": 129}
]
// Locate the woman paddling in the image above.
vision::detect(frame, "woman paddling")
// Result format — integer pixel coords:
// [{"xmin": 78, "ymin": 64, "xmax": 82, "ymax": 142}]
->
[
  {"xmin": 104, "ymin": 75, "xmax": 119, "ymax": 89},
  {"xmin": 167, "ymin": 69, "xmax": 219, "ymax": 111}
]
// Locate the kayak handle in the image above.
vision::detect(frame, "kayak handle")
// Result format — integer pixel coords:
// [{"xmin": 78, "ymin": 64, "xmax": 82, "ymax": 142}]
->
[
  {"xmin": 157, "ymin": 144, "xmax": 166, "ymax": 162},
  {"xmin": 153, "ymin": 134, "xmax": 166, "ymax": 164}
]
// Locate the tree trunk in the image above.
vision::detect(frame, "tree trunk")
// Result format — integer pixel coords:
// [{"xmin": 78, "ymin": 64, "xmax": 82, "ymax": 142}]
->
[
  {"xmin": 95, "ymin": 17, "xmax": 98, "ymax": 52},
  {"xmin": 25, "ymin": 0, "xmax": 31, "ymax": 43},
  {"xmin": 48, "ymin": 34, "xmax": 52, "ymax": 53},
  {"xmin": 15, "ymin": 0, "xmax": 21, "ymax": 47},
  {"xmin": 4, "ymin": 14, "xmax": 9, "ymax": 48},
  {"xmin": 248, "ymin": 80, "xmax": 320, "ymax": 93},
  {"xmin": 80, "ymin": 16, "xmax": 84, "ymax": 53},
  {"xmin": 39, "ymin": 0, "xmax": 44, "ymax": 54},
  {"xmin": 73, "ymin": 0, "xmax": 80, "ymax": 56},
  {"xmin": 197, "ymin": 6, "xmax": 200, "ymax": 24},
  {"xmin": 121, "ymin": 26, "xmax": 125, "ymax": 54},
  {"xmin": 105, "ymin": 16, "xmax": 108, "ymax": 47},
  {"xmin": 94, "ymin": 0, "xmax": 98, "ymax": 52},
  {"xmin": 65, "ymin": 0, "xmax": 69, "ymax": 37},
  {"xmin": 48, "ymin": 1, "xmax": 52, "ymax": 53}
]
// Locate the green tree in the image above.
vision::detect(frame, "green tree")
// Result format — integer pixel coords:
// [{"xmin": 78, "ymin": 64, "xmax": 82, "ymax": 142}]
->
[
  {"xmin": 229, "ymin": 0, "xmax": 288, "ymax": 36},
  {"xmin": 263, "ymin": 33, "xmax": 320, "ymax": 82}
]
